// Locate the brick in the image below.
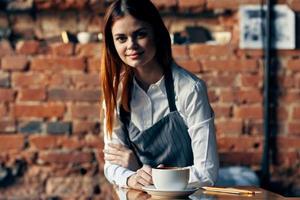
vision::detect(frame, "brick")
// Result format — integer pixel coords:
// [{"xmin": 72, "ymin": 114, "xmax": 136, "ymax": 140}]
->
[
  {"xmin": 75, "ymin": 43, "xmax": 102, "ymax": 58},
  {"xmin": 247, "ymin": 121, "xmax": 263, "ymax": 135},
  {"xmin": 287, "ymin": 59, "xmax": 300, "ymax": 71},
  {"xmin": 38, "ymin": 151, "xmax": 93, "ymax": 164},
  {"xmin": 73, "ymin": 121, "xmax": 100, "ymax": 135},
  {"xmin": 0, "ymin": 40, "xmax": 13, "ymax": 58},
  {"xmin": 178, "ymin": 0, "xmax": 205, "ymax": 8},
  {"xmin": 46, "ymin": 122, "xmax": 72, "ymax": 135},
  {"xmin": 59, "ymin": 137, "xmax": 82, "ymax": 149},
  {"xmin": 48, "ymin": 88, "xmax": 101, "ymax": 102},
  {"xmin": 71, "ymin": 105, "xmax": 100, "ymax": 119},
  {"xmin": 176, "ymin": 60, "xmax": 201, "ymax": 73},
  {"xmin": 46, "ymin": 176, "xmax": 95, "ymax": 197},
  {"xmin": 207, "ymin": 90, "xmax": 218, "ymax": 103},
  {"xmin": 1, "ymin": 55, "xmax": 28, "ymax": 71},
  {"xmin": 202, "ymin": 59, "xmax": 258, "ymax": 72},
  {"xmin": 211, "ymin": 104, "xmax": 231, "ymax": 118},
  {"xmin": 18, "ymin": 88, "xmax": 46, "ymax": 101},
  {"xmin": 288, "ymin": 122, "xmax": 300, "ymax": 135},
  {"xmin": 48, "ymin": 73, "xmax": 72, "ymax": 87},
  {"xmin": 172, "ymin": 45, "xmax": 189, "ymax": 60},
  {"xmin": 280, "ymin": 90, "xmax": 300, "ymax": 103},
  {"xmin": 219, "ymin": 90, "xmax": 235, "ymax": 103},
  {"xmin": 9, "ymin": 14, "xmax": 34, "ymax": 35},
  {"xmin": 207, "ymin": 0, "xmax": 263, "ymax": 10},
  {"xmin": 201, "ymin": 74, "xmax": 236, "ymax": 88},
  {"xmin": 293, "ymin": 106, "xmax": 300, "ymax": 119},
  {"xmin": 18, "ymin": 121, "xmax": 43, "ymax": 134},
  {"xmin": 296, "ymin": 75, "xmax": 300, "ymax": 88},
  {"xmin": 276, "ymin": 136, "xmax": 300, "ymax": 150},
  {"xmin": 276, "ymin": 151, "xmax": 299, "ymax": 167},
  {"xmin": 49, "ymin": 43, "xmax": 74, "ymax": 56},
  {"xmin": 12, "ymin": 73, "xmax": 48, "ymax": 88},
  {"xmin": 72, "ymin": 74, "xmax": 100, "ymax": 88},
  {"xmin": 151, "ymin": 0, "xmax": 177, "ymax": 9},
  {"xmin": 276, "ymin": 49, "xmax": 300, "ymax": 57},
  {"xmin": 240, "ymin": 74, "xmax": 262, "ymax": 88},
  {"xmin": 16, "ymin": 40, "xmax": 40, "ymax": 55},
  {"xmin": 234, "ymin": 106, "xmax": 263, "ymax": 119},
  {"xmin": 237, "ymin": 49, "xmax": 264, "ymax": 59},
  {"xmin": 218, "ymin": 136, "xmax": 263, "ymax": 152},
  {"xmin": 0, "ymin": 104, "xmax": 7, "ymax": 117},
  {"xmin": 278, "ymin": 74, "xmax": 295, "ymax": 88},
  {"xmin": 0, "ymin": 120, "xmax": 16, "ymax": 133},
  {"xmin": 13, "ymin": 104, "xmax": 65, "ymax": 118},
  {"xmin": 0, "ymin": 89, "xmax": 16, "ymax": 102},
  {"xmin": 0, "ymin": 72, "xmax": 10, "ymax": 87},
  {"xmin": 29, "ymin": 135, "xmax": 60, "ymax": 150},
  {"xmin": 277, "ymin": 106, "xmax": 288, "ymax": 121},
  {"xmin": 95, "ymin": 148, "xmax": 105, "ymax": 172},
  {"xmin": 31, "ymin": 56, "xmax": 86, "ymax": 71},
  {"xmin": 288, "ymin": 0, "xmax": 300, "ymax": 11},
  {"xmin": 0, "ymin": 134, "xmax": 24, "ymax": 151},
  {"xmin": 219, "ymin": 152, "xmax": 262, "ymax": 165},
  {"xmin": 189, "ymin": 44, "xmax": 232, "ymax": 58},
  {"xmin": 215, "ymin": 120, "xmax": 243, "ymax": 135},
  {"xmin": 220, "ymin": 89, "xmax": 262, "ymax": 104},
  {"xmin": 84, "ymin": 134, "xmax": 104, "ymax": 149},
  {"xmin": 87, "ymin": 57, "xmax": 101, "ymax": 72}
]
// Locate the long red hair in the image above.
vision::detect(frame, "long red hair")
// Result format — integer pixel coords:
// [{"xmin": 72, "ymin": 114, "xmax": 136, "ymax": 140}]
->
[{"xmin": 101, "ymin": 0, "xmax": 172, "ymax": 136}]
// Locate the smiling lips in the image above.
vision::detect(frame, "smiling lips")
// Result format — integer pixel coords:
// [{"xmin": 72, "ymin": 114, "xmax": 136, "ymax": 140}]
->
[{"xmin": 127, "ymin": 51, "xmax": 144, "ymax": 59}]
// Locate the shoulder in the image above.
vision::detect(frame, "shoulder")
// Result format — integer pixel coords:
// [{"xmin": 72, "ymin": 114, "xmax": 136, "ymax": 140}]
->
[{"xmin": 171, "ymin": 62, "xmax": 207, "ymax": 95}]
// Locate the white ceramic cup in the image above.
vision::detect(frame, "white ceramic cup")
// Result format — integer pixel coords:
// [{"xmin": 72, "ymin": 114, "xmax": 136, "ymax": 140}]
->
[
  {"xmin": 152, "ymin": 167, "xmax": 190, "ymax": 191},
  {"xmin": 77, "ymin": 32, "xmax": 91, "ymax": 44}
]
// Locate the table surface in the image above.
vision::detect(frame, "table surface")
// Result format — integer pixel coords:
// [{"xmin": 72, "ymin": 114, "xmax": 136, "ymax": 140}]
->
[{"xmin": 113, "ymin": 186, "xmax": 293, "ymax": 200}]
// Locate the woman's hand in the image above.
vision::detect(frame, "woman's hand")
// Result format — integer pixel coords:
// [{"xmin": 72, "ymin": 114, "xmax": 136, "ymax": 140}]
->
[
  {"xmin": 104, "ymin": 143, "xmax": 141, "ymax": 171},
  {"xmin": 127, "ymin": 165, "xmax": 153, "ymax": 190}
]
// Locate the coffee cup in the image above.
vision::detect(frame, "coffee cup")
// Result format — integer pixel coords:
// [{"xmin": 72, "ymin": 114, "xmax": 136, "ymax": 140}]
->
[
  {"xmin": 77, "ymin": 32, "xmax": 91, "ymax": 44},
  {"xmin": 152, "ymin": 167, "xmax": 189, "ymax": 191}
]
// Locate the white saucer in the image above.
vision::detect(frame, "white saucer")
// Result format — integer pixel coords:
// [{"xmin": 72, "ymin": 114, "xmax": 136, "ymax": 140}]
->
[{"xmin": 142, "ymin": 185, "xmax": 199, "ymax": 199}]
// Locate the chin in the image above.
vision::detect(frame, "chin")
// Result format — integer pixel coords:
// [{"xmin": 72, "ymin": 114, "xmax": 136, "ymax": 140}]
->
[{"xmin": 126, "ymin": 61, "xmax": 144, "ymax": 68}]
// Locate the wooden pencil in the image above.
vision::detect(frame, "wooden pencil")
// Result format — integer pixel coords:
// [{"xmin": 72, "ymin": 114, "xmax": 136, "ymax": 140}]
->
[{"xmin": 202, "ymin": 186, "xmax": 255, "ymax": 195}]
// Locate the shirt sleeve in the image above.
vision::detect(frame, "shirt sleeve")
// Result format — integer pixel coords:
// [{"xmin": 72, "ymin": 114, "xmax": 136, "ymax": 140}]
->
[
  {"xmin": 103, "ymin": 104, "xmax": 136, "ymax": 188},
  {"xmin": 183, "ymin": 80, "xmax": 219, "ymax": 186}
]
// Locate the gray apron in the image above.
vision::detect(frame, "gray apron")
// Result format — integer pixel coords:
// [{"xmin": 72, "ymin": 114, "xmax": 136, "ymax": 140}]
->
[{"xmin": 118, "ymin": 69, "xmax": 193, "ymax": 168}]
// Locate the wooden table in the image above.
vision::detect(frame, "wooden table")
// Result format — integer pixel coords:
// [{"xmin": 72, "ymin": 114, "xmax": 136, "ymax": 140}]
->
[{"xmin": 113, "ymin": 186, "xmax": 291, "ymax": 200}]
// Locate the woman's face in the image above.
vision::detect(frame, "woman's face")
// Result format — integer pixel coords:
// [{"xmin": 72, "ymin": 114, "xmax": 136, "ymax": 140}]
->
[{"xmin": 111, "ymin": 14, "xmax": 157, "ymax": 69}]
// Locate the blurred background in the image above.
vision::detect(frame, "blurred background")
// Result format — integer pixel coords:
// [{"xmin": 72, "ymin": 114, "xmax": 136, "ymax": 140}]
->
[{"xmin": 0, "ymin": 0, "xmax": 299, "ymax": 199}]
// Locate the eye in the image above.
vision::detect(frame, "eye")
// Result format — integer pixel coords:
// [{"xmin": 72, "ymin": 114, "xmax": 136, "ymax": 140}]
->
[
  {"xmin": 115, "ymin": 35, "xmax": 127, "ymax": 43},
  {"xmin": 136, "ymin": 31, "xmax": 148, "ymax": 39}
]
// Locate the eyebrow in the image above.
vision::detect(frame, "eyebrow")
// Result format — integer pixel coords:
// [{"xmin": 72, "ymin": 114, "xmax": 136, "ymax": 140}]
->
[{"xmin": 113, "ymin": 27, "xmax": 148, "ymax": 37}]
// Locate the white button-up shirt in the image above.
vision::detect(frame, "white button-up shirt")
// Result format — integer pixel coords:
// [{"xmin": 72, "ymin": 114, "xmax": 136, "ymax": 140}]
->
[{"xmin": 104, "ymin": 63, "xmax": 219, "ymax": 187}]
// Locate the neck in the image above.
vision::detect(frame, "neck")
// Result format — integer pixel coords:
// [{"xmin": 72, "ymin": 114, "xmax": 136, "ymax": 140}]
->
[{"xmin": 134, "ymin": 62, "xmax": 164, "ymax": 91}]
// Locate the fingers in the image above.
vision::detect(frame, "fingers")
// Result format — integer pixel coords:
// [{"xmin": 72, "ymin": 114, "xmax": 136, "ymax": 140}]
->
[
  {"xmin": 103, "ymin": 148, "xmax": 121, "ymax": 156},
  {"xmin": 142, "ymin": 165, "xmax": 152, "ymax": 176},
  {"xmin": 137, "ymin": 166, "xmax": 153, "ymax": 185},
  {"xmin": 107, "ymin": 143, "xmax": 127, "ymax": 150},
  {"xmin": 104, "ymin": 143, "xmax": 130, "ymax": 156},
  {"xmin": 104, "ymin": 153, "xmax": 121, "ymax": 161}
]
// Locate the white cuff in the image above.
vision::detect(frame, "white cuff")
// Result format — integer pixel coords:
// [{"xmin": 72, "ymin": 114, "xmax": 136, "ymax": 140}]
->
[{"xmin": 117, "ymin": 170, "xmax": 136, "ymax": 188}]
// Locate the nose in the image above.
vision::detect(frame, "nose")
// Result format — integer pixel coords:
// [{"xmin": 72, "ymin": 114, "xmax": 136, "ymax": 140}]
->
[{"xmin": 127, "ymin": 37, "xmax": 138, "ymax": 49}]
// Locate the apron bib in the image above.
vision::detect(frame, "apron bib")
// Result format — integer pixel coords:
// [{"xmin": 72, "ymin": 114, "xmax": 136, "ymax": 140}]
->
[{"xmin": 118, "ymin": 69, "xmax": 193, "ymax": 168}]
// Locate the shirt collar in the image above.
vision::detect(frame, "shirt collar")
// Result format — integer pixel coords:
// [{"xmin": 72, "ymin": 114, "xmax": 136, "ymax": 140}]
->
[{"xmin": 132, "ymin": 75, "xmax": 166, "ymax": 95}]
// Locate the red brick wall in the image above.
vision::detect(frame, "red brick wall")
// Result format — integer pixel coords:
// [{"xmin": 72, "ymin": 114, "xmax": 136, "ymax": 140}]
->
[{"xmin": 0, "ymin": 0, "xmax": 299, "ymax": 198}]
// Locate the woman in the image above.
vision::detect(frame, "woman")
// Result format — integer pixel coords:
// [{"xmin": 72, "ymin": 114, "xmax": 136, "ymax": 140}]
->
[{"xmin": 101, "ymin": 0, "xmax": 219, "ymax": 190}]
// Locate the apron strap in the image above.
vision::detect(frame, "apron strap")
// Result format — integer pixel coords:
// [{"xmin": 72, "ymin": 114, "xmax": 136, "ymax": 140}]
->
[{"xmin": 164, "ymin": 67, "xmax": 177, "ymax": 112}]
